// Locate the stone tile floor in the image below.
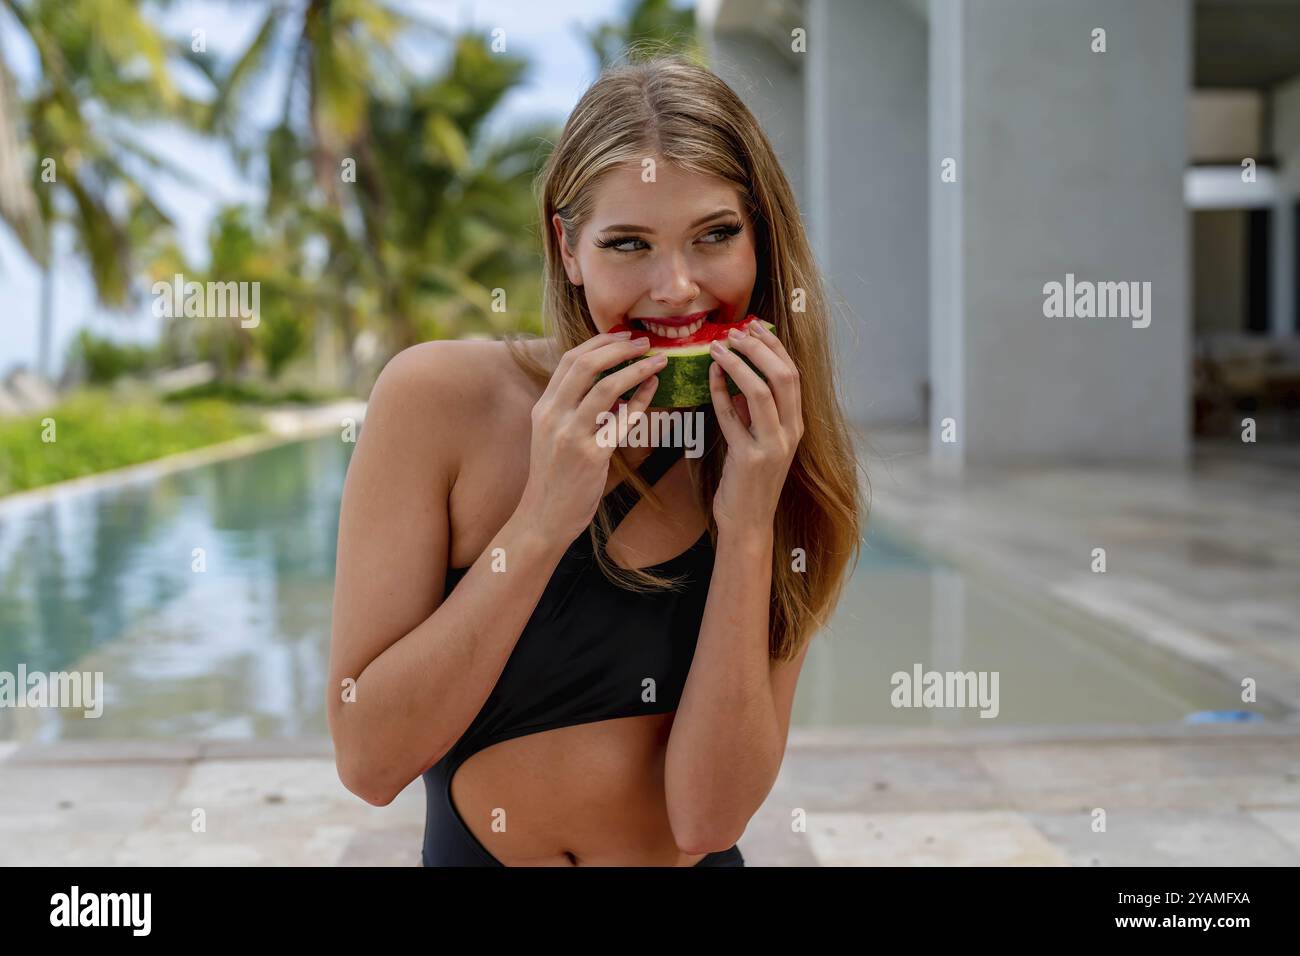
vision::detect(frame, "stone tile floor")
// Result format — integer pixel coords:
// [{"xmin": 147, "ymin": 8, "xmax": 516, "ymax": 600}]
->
[{"xmin": 3, "ymin": 725, "xmax": 1298, "ymax": 866}]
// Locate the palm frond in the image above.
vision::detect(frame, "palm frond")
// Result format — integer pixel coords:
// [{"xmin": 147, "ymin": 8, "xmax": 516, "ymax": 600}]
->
[
  {"xmin": 0, "ymin": 49, "xmax": 47, "ymax": 266},
  {"xmin": 206, "ymin": 4, "xmax": 282, "ymax": 135}
]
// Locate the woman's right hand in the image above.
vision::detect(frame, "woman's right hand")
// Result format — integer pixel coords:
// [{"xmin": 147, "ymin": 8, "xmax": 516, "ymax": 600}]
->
[{"xmin": 516, "ymin": 330, "xmax": 666, "ymax": 542}]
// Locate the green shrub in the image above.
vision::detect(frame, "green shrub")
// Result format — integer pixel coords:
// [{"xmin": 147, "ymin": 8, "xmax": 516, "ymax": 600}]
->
[
  {"xmin": 0, "ymin": 392, "xmax": 264, "ymax": 496},
  {"xmin": 68, "ymin": 330, "xmax": 161, "ymax": 384},
  {"xmin": 161, "ymin": 380, "xmax": 342, "ymax": 405}
]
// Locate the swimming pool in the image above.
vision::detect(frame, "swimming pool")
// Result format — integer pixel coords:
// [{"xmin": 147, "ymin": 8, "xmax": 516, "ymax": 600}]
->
[
  {"xmin": 795, "ymin": 524, "xmax": 1279, "ymax": 727},
  {"xmin": 0, "ymin": 433, "xmax": 1277, "ymax": 741}
]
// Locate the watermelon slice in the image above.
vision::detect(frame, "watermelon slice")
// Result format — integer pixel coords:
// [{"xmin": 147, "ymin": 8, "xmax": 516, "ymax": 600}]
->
[{"xmin": 599, "ymin": 314, "xmax": 775, "ymax": 408}]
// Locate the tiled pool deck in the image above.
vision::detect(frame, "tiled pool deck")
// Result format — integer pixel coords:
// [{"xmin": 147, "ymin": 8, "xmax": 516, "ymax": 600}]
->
[
  {"xmin": 3, "ymin": 724, "xmax": 1298, "ymax": 866},
  {"xmin": 3, "ymin": 426, "xmax": 1299, "ymax": 865}
]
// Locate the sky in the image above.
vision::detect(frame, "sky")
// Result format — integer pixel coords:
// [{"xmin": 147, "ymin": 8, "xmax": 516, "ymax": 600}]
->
[{"xmin": 0, "ymin": 0, "xmax": 673, "ymax": 379}]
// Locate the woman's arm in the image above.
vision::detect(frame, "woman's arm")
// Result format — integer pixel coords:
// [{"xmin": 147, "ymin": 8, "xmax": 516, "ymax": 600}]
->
[
  {"xmin": 664, "ymin": 319, "xmax": 810, "ymax": 852},
  {"xmin": 666, "ymin": 522, "xmax": 812, "ymax": 853},
  {"xmin": 326, "ymin": 344, "xmax": 567, "ymax": 806}
]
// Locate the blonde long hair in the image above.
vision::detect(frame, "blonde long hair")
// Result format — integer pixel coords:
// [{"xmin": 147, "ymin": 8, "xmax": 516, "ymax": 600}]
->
[{"xmin": 506, "ymin": 52, "xmax": 865, "ymax": 663}]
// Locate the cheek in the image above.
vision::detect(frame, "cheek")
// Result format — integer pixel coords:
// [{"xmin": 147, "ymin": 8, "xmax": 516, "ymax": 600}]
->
[
  {"xmin": 579, "ymin": 258, "xmax": 639, "ymax": 328},
  {"xmin": 712, "ymin": 244, "xmax": 757, "ymax": 301}
]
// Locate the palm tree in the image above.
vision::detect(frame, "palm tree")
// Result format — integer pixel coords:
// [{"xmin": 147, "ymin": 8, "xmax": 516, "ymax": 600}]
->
[
  {"xmin": 195, "ymin": 0, "xmax": 416, "ymax": 388},
  {"xmin": 207, "ymin": 7, "xmax": 558, "ymax": 387},
  {"xmin": 360, "ymin": 32, "xmax": 556, "ymax": 349},
  {"xmin": 125, "ymin": 196, "xmax": 319, "ymax": 385},
  {"xmin": 577, "ymin": 0, "xmax": 701, "ymax": 70},
  {"xmin": 0, "ymin": 0, "xmax": 196, "ymax": 379},
  {"xmin": 0, "ymin": 47, "xmax": 45, "ymax": 279}
]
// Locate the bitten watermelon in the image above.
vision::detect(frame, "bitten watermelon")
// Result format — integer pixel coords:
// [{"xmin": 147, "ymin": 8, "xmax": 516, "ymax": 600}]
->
[{"xmin": 599, "ymin": 315, "xmax": 776, "ymax": 408}]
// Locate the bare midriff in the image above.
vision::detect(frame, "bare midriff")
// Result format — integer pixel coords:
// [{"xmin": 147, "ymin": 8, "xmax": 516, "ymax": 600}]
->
[{"xmin": 448, "ymin": 713, "xmax": 713, "ymax": 866}]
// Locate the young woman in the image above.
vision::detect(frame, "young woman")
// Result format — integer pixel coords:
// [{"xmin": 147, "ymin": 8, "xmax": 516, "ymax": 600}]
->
[{"xmin": 327, "ymin": 55, "xmax": 863, "ymax": 867}]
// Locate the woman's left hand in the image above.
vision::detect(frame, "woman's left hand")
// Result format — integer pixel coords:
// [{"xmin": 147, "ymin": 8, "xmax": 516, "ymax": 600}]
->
[{"xmin": 707, "ymin": 318, "xmax": 804, "ymax": 535}]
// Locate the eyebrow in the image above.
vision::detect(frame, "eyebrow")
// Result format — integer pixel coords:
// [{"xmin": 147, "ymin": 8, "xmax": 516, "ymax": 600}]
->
[{"xmin": 597, "ymin": 208, "xmax": 739, "ymax": 234}]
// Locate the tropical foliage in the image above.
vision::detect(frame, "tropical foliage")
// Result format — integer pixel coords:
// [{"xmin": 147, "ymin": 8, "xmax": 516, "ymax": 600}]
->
[
  {"xmin": 0, "ymin": 0, "xmax": 195, "ymax": 376},
  {"xmin": 1, "ymin": 0, "xmax": 698, "ymax": 394}
]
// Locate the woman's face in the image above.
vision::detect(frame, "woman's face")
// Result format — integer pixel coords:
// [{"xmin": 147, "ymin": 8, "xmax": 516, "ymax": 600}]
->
[{"xmin": 553, "ymin": 159, "xmax": 757, "ymax": 339}]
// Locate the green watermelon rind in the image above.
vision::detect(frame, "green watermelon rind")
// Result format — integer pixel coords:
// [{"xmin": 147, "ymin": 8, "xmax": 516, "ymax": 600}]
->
[{"xmin": 598, "ymin": 320, "xmax": 775, "ymax": 408}]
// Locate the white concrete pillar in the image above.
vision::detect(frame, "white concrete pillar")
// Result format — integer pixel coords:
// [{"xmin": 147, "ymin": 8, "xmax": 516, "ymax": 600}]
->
[
  {"xmin": 1273, "ymin": 198, "xmax": 1296, "ymax": 338},
  {"xmin": 806, "ymin": 0, "xmax": 929, "ymax": 427},
  {"xmin": 929, "ymin": 0, "xmax": 1192, "ymax": 466},
  {"xmin": 929, "ymin": 0, "xmax": 964, "ymax": 473},
  {"xmin": 1271, "ymin": 75, "xmax": 1300, "ymax": 337}
]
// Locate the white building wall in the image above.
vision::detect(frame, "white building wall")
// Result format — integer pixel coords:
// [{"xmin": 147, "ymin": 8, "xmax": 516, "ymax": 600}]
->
[
  {"xmin": 702, "ymin": 30, "xmax": 808, "ymax": 215},
  {"xmin": 931, "ymin": 0, "xmax": 1192, "ymax": 464}
]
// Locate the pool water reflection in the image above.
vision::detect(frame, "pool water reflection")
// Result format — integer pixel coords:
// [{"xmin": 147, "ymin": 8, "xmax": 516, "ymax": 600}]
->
[{"xmin": 0, "ymin": 434, "xmax": 1271, "ymax": 741}]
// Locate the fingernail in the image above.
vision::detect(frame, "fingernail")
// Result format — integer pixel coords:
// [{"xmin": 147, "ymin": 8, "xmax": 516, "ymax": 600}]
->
[
  {"xmin": 710, "ymin": 341, "xmax": 725, "ymax": 354},
  {"xmin": 748, "ymin": 320, "xmax": 762, "ymax": 335},
  {"xmin": 727, "ymin": 328, "xmax": 744, "ymax": 340},
  {"xmin": 651, "ymin": 354, "xmax": 667, "ymax": 365},
  {"xmin": 634, "ymin": 336, "xmax": 650, "ymax": 347},
  {"xmin": 613, "ymin": 329, "xmax": 632, "ymax": 338}
]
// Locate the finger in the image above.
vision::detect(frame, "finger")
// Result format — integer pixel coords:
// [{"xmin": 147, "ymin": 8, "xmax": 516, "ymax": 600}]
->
[
  {"xmin": 709, "ymin": 340, "xmax": 781, "ymax": 435},
  {"xmin": 728, "ymin": 325, "xmax": 795, "ymax": 426},
  {"xmin": 708, "ymin": 360, "xmax": 753, "ymax": 448},
  {"xmin": 732, "ymin": 392, "xmax": 753, "ymax": 431},
  {"xmin": 725, "ymin": 326, "xmax": 785, "ymax": 380},
  {"xmin": 747, "ymin": 318, "xmax": 794, "ymax": 365},
  {"xmin": 577, "ymin": 351, "xmax": 666, "ymax": 426},
  {"xmin": 553, "ymin": 336, "xmax": 653, "ymax": 408},
  {"xmin": 541, "ymin": 331, "xmax": 634, "ymax": 403},
  {"xmin": 615, "ymin": 374, "xmax": 659, "ymax": 446},
  {"xmin": 747, "ymin": 319, "xmax": 802, "ymax": 422}
]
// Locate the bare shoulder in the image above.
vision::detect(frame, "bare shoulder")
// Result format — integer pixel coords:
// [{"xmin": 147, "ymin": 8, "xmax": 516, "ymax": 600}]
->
[
  {"xmin": 369, "ymin": 338, "xmax": 550, "ymax": 422},
  {"xmin": 363, "ymin": 338, "xmax": 550, "ymax": 478},
  {"xmin": 370, "ymin": 338, "xmax": 538, "ymax": 404}
]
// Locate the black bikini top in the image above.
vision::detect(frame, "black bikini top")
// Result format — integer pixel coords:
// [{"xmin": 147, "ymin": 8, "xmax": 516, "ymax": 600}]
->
[{"xmin": 436, "ymin": 443, "xmax": 714, "ymax": 767}]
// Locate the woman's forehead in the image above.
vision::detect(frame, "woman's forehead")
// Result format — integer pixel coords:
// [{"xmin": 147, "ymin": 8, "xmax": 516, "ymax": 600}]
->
[{"xmin": 590, "ymin": 162, "xmax": 744, "ymax": 226}]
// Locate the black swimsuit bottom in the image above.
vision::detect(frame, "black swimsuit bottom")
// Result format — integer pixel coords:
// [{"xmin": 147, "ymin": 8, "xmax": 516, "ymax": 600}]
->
[{"xmin": 421, "ymin": 442, "xmax": 745, "ymax": 867}]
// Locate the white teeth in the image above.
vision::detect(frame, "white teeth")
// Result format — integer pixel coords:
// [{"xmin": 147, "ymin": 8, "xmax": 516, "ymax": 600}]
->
[{"xmin": 644, "ymin": 317, "xmax": 706, "ymax": 339}]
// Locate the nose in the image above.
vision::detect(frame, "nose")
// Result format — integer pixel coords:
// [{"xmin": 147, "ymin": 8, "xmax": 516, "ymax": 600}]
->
[{"xmin": 649, "ymin": 250, "xmax": 700, "ymax": 309}]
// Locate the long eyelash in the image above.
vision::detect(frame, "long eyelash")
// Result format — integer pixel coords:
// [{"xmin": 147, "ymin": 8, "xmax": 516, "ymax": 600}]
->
[
  {"xmin": 594, "ymin": 235, "xmax": 642, "ymax": 250},
  {"xmin": 708, "ymin": 223, "xmax": 743, "ymax": 243},
  {"xmin": 594, "ymin": 222, "xmax": 743, "ymax": 253}
]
